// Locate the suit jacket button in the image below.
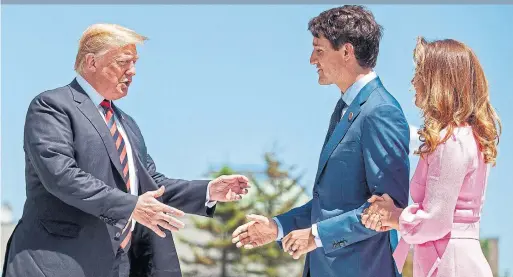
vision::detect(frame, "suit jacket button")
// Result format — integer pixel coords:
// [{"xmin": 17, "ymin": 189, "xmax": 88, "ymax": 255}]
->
[{"xmin": 313, "ymin": 191, "xmax": 319, "ymax": 198}]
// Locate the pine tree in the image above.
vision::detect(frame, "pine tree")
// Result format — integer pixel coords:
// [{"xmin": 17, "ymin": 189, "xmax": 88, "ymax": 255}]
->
[
  {"xmin": 240, "ymin": 152, "xmax": 308, "ymax": 277},
  {"xmin": 178, "ymin": 166, "xmax": 254, "ymax": 277},
  {"xmin": 178, "ymin": 152, "xmax": 308, "ymax": 277}
]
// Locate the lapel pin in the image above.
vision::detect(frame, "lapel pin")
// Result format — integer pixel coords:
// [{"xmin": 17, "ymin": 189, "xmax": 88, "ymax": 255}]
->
[{"xmin": 348, "ymin": 112, "xmax": 354, "ymax": 121}]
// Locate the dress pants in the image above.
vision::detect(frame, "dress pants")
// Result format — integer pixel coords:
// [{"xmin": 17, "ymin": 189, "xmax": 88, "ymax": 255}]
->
[{"xmin": 111, "ymin": 248, "xmax": 130, "ymax": 277}]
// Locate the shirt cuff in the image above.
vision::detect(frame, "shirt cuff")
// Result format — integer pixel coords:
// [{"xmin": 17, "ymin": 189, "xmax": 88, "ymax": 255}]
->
[
  {"xmin": 311, "ymin": 223, "xmax": 323, "ymax": 247},
  {"xmin": 205, "ymin": 181, "xmax": 217, "ymax": 208},
  {"xmin": 273, "ymin": 217, "xmax": 284, "ymax": 241}
]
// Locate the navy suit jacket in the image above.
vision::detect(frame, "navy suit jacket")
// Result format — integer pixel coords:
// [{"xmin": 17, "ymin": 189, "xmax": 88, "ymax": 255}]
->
[
  {"xmin": 2, "ymin": 79, "xmax": 215, "ymax": 277},
  {"xmin": 276, "ymin": 77, "xmax": 410, "ymax": 277}
]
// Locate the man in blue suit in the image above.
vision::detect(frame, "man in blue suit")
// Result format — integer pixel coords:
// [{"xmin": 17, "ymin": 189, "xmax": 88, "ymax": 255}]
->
[{"xmin": 232, "ymin": 5, "xmax": 410, "ymax": 277}]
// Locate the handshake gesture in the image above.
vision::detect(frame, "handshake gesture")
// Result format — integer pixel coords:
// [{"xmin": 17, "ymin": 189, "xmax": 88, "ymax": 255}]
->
[
  {"xmin": 132, "ymin": 175, "xmax": 251, "ymax": 237},
  {"xmin": 231, "ymin": 214, "xmax": 317, "ymax": 260}
]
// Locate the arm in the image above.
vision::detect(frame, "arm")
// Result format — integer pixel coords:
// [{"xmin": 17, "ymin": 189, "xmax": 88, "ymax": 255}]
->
[
  {"xmin": 399, "ymin": 135, "xmax": 469, "ymax": 244},
  {"xmin": 24, "ymin": 94, "xmax": 137, "ymax": 230},
  {"xmin": 146, "ymin": 153, "xmax": 214, "ymax": 217},
  {"xmin": 316, "ymin": 104, "xmax": 410, "ymax": 254},
  {"xmin": 274, "ymin": 200, "xmax": 313, "ymax": 238}
]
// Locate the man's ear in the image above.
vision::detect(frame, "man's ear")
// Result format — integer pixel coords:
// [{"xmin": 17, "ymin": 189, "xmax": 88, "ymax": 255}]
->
[
  {"xmin": 341, "ymin": 43, "xmax": 355, "ymax": 62},
  {"xmin": 83, "ymin": 53, "xmax": 97, "ymax": 73}
]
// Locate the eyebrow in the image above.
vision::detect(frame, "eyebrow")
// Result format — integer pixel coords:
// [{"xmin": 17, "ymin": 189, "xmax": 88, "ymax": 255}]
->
[{"xmin": 116, "ymin": 54, "xmax": 139, "ymax": 60}]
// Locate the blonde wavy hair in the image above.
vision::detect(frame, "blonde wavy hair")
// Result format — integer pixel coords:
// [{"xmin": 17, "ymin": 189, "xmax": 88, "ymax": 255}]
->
[
  {"xmin": 74, "ymin": 23, "xmax": 147, "ymax": 75},
  {"xmin": 413, "ymin": 37, "xmax": 501, "ymax": 165}
]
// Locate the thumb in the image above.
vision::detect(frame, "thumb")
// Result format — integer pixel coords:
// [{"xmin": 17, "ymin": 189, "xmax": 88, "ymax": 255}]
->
[
  {"xmin": 367, "ymin": 195, "xmax": 384, "ymax": 203},
  {"xmin": 382, "ymin": 193, "xmax": 394, "ymax": 202},
  {"xmin": 151, "ymin": 186, "xmax": 165, "ymax": 198},
  {"xmin": 246, "ymin": 214, "xmax": 269, "ymax": 225}
]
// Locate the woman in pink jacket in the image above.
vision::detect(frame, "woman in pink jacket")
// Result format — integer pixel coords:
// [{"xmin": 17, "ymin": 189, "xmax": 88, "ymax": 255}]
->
[{"xmin": 361, "ymin": 37, "xmax": 501, "ymax": 277}]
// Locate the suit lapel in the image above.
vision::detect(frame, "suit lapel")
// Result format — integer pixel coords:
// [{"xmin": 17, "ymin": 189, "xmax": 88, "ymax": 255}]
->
[
  {"xmin": 314, "ymin": 77, "xmax": 383, "ymax": 183},
  {"xmin": 70, "ymin": 79, "xmax": 125, "ymax": 181}
]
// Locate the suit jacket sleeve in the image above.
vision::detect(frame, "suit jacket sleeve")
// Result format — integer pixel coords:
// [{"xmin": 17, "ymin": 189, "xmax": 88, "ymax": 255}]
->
[
  {"xmin": 274, "ymin": 199, "xmax": 313, "ymax": 237},
  {"xmin": 316, "ymin": 104, "xmax": 410, "ymax": 255},
  {"xmin": 24, "ymin": 94, "xmax": 138, "ymax": 230},
  {"xmin": 146, "ymin": 153, "xmax": 215, "ymax": 217}
]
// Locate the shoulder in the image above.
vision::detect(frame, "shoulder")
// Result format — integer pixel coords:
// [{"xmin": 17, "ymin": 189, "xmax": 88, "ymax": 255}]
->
[
  {"xmin": 366, "ymin": 86, "xmax": 404, "ymax": 114},
  {"xmin": 27, "ymin": 84, "xmax": 74, "ymax": 112},
  {"xmin": 429, "ymin": 126, "xmax": 475, "ymax": 165}
]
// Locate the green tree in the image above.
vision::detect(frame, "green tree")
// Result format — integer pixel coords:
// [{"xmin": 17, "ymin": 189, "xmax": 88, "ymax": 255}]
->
[
  {"xmin": 241, "ymin": 152, "xmax": 308, "ymax": 277},
  {"xmin": 178, "ymin": 166, "xmax": 254, "ymax": 277},
  {"xmin": 178, "ymin": 152, "xmax": 308, "ymax": 277}
]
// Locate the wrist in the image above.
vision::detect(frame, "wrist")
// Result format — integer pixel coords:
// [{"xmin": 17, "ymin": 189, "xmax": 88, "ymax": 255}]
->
[
  {"xmin": 207, "ymin": 180, "xmax": 214, "ymax": 200},
  {"xmin": 391, "ymin": 207, "xmax": 403, "ymax": 230}
]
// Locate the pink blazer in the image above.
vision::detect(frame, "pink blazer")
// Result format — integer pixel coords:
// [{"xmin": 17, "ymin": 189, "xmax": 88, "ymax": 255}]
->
[{"xmin": 393, "ymin": 126, "xmax": 489, "ymax": 277}]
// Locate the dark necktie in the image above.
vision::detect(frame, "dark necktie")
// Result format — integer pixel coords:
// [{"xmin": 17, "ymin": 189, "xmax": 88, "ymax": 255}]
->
[
  {"xmin": 100, "ymin": 99, "xmax": 132, "ymax": 250},
  {"xmin": 322, "ymin": 97, "xmax": 346, "ymax": 148}
]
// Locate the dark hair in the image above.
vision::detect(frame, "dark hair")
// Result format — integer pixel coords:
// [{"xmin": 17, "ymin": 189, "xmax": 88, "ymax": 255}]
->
[{"xmin": 308, "ymin": 5, "xmax": 383, "ymax": 68}]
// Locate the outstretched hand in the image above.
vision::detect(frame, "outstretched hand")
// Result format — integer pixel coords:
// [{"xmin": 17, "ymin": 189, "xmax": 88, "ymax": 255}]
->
[
  {"xmin": 231, "ymin": 214, "xmax": 278, "ymax": 249},
  {"xmin": 208, "ymin": 174, "xmax": 251, "ymax": 202},
  {"xmin": 132, "ymin": 186, "xmax": 185, "ymax": 238}
]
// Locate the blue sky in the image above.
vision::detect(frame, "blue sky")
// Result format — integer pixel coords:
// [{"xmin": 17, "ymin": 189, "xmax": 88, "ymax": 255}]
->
[{"xmin": 2, "ymin": 4, "xmax": 512, "ymax": 275}]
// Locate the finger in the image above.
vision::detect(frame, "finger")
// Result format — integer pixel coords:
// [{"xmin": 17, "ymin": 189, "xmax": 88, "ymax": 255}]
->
[
  {"xmin": 243, "ymin": 243, "xmax": 255, "ymax": 250},
  {"xmin": 219, "ymin": 174, "xmax": 249, "ymax": 184},
  {"xmin": 382, "ymin": 193, "xmax": 394, "ymax": 202},
  {"xmin": 232, "ymin": 232, "xmax": 249, "ymax": 244},
  {"xmin": 149, "ymin": 224, "xmax": 166, "ymax": 238},
  {"xmin": 362, "ymin": 208, "xmax": 369, "ymax": 215},
  {"xmin": 236, "ymin": 237, "xmax": 252, "ymax": 248},
  {"xmin": 239, "ymin": 237, "xmax": 252, "ymax": 246},
  {"xmin": 368, "ymin": 214, "xmax": 380, "ymax": 230},
  {"xmin": 151, "ymin": 186, "xmax": 166, "ymax": 198},
  {"xmin": 168, "ymin": 207, "xmax": 185, "ymax": 217},
  {"xmin": 157, "ymin": 213, "xmax": 185, "ymax": 229},
  {"xmin": 293, "ymin": 249, "xmax": 304, "ymax": 259},
  {"xmin": 374, "ymin": 220, "xmax": 383, "ymax": 231},
  {"xmin": 225, "ymin": 188, "xmax": 234, "ymax": 201},
  {"xmin": 367, "ymin": 195, "xmax": 383, "ymax": 203},
  {"xmin": 246, "ymin": 214, "xmax": 269, "ymax": 225},
  {"xmin": 282, "ymin": 234, "xmax": 290, "ymax": 251},
  {"xmin": 361, "ymin": 214, "xmax": 370, "ymax": 225},
  {"xmin": 232, "ymin": 221, "xmax": 254, "ymax": 238},
  {"xmin": 364, "ymin": 214, "xmax": 374, "ymax": 228},
  {"xmin": 156, "ymin": 220, "xmax": 180, "ymax": 232},
  {"xmin": 229, "ymin": 174, "xmax": 250, "ymax": 183},
  {"xmin": 291, "ymin": 243, "xmax": 300, "ymax": 251},
  {"xmin": 152, "ymin": 200, "xmax": 178, "ymax": 215},
  {"xmin": 282, "ymin": 235, "xmax": 294, "ymax": 252}
]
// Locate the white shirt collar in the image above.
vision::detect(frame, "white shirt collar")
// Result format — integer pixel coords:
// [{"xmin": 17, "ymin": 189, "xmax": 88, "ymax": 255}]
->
[
  {"xmin": 341, "ymin": 71, "xmax": 377, "ymax": 106},
  {"xmin": 75, "ymin": 74, "xmax": 110, "ymax": 107}
]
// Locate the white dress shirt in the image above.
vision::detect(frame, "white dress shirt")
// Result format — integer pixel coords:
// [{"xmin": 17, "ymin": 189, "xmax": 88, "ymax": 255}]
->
[
  {"xmin": 273, "ymin": 71, "xmax": 378, "ymax": 247},
  {"xmin": 76, "ymin": 75, "xmax": 216, "ymax": 232}
]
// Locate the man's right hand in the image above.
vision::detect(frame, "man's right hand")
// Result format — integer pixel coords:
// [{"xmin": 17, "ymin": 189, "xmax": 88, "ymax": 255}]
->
[
  {"xmin": 231, "ymin": 214, "xmax": 278, "ymax": 249},
  {"xmin": 131, "ymin": 186, "xmax": 185, "ymax": 238}
]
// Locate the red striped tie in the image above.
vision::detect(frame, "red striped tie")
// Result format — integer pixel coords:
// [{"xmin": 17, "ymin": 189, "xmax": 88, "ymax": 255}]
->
[{"xmin": 100, "ymin": 99, "xmax": 132, "ymax": 250}]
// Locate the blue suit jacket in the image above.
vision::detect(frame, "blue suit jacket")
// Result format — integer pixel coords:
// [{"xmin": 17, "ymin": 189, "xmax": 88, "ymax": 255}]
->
[{"xmin": 276, "ymin": 77, "xmax": 410, "ymax": 277}]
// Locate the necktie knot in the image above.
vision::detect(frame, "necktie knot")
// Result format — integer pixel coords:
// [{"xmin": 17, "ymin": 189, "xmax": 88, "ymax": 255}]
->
[{"xmin": 100, "ymin": 99, "xmax": 112, "ymax": 110}]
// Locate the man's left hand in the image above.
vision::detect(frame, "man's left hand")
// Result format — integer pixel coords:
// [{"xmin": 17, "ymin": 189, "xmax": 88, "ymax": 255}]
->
[
  {"xmin": 282, "ymin": 227, "xmax": 317, "ymax": 259},
  {"xmin": 208, "ymin": 175, "xmax": 251, "ymax": 202}
]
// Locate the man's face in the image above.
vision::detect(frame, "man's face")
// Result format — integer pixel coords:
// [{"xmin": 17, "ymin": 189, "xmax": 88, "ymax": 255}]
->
[
  {"xmin": 309, "ymin": 36, "xmax": 347, "ymax": 86},
  {"xmin": 91, "ymin": 44, "xmax": 138, "ymax": 100}
]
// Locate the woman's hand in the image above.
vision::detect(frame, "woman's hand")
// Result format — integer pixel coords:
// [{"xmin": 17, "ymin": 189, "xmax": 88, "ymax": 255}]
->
[{"xmin": 361, "ymin": 194, "xmax": 402, "ymax": 231}]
